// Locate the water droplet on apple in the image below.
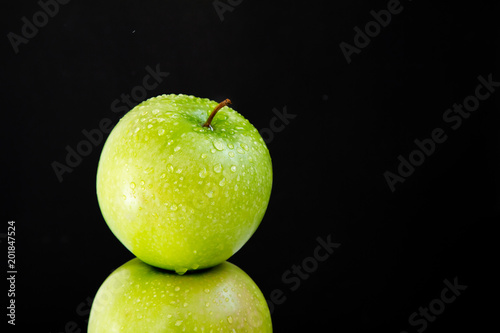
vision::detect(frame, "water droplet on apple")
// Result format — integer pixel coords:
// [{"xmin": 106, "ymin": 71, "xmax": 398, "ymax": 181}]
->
[
  {"xmin": 213, "ymin": 163, "xmax": 222, "ymax": 173},
  {"xmin": 205, "ymin": 302, "xmax": 210, "ymax": 307},
  {"xmin": 205, "ymin": 191, "xmax": 213, "ymax": 198},
  {"xmin": 160, "ymin": 173, "xmax": 166, "ymax": 179},
  {"xmin": 228, "ymin": 151, "xmax": 235, "ymax": 158},
  {"xmin": 213, "ymin": 139, "xmax": 224, "ymax": 151},
  {"xmin": 228, "ymin": 143, "xmax": 234, "ymax": 149},
  {"xmin": 175, "ymin": 320, "xmax": 183, "ymax": 326},
  {"xmin": 201, "ymin": 153, "xmax": 208, "ymax": 159},
  {"xmin": 174, "ymin": 146, "xmax": 181, "ymax": 152},
  {"xmin": 199, "ymin": 168, "xmax": 207, "ymax": 178},
  {"xmin": 241, "ymin": 143, "xmax": 249, "ymax": 151},
  {"xmin": 237, "ymin": 148, "xmax": 245, "ymax": 154},
  {"xmin": 167, "ymin": 164, "xmax": 174, "ymax": 173},
  {"xmin": 130, "ymin": 182, "xmax": 136, "ymax": 189},
  {"xmin": 158, "ymin": 129, "xmax": 165, "ymax": 136},
  {"xmin": 204, "ymin": 288, "xmax": 210, "ymax": 294},
  {"xmin": 147, "ymin": 124, "xmax": 153, "ymax": 129},
  {"xmin": 152, "ymin": 109, "xmax": 160, "ymax": 115},
  {"xmin": 176, "ymin": 268, "xmax": 187, "ymax": 275},
  {"xmin": 219, "ymin": 178, "xmax": 226, "ymax": 187},
  {"xmin": 230, "ymin": 165, "xmax": 237, "ymax": 172}
]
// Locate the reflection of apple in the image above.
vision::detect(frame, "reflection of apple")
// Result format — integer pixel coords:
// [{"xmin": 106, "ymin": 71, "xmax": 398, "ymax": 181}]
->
[
  {"xmin": 96, "ymin": 94, "xmax": 273, "ymax": 274},
  {"xmin": 88, "ymin": 258, "xmax": 272, "ymax": 332}
]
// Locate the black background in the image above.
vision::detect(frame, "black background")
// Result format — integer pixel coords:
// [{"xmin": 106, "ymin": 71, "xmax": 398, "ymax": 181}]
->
[{"xmin": 2, "ymin": 0, "xmax": 499, "ymax": 332}]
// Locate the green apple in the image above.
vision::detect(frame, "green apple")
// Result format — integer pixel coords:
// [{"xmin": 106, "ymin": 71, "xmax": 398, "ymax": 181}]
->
[
  {"xmin": 88, "ymin": 258, "xmax": 273, "ymax": 332},
  {"xmin": 96, "ymin": 94, "xmax": 272, "ymax": 274}
]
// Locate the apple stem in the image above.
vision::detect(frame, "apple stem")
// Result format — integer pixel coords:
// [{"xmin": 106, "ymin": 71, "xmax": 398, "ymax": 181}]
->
[{"xmin": 202, "ymin": 99, "xmax": 232, "ymax": 128}]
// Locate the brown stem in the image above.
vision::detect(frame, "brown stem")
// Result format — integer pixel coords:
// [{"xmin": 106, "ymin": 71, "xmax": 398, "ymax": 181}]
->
[{"xmin": 202, "ymin": 99, "xmax": 231, "ymax": 128}]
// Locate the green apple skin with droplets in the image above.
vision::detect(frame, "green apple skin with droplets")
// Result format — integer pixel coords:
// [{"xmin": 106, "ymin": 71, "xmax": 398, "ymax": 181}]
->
[
  {"xmin": 88, "ymin": 258, "xmax": 273, "ymax": 332},
  {"xmin": 96, "ymin": 94, "xmax": 272, "ymax": 274}
]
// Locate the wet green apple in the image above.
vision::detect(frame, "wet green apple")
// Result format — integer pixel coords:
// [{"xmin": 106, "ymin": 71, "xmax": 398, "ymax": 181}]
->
[
  {"xmin": 88, "ymin": 258, "xmax": 273, "ymax": 332},
  {"xmin": 96, "ymin": 94, "xmax": 272, "ymax": 274}
]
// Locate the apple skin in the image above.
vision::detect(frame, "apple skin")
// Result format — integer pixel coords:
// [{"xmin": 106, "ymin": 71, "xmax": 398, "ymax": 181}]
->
[
  {"xmin": 88, "ymin": 258, "xmax": 273, "ymax": 332},
  {"xmin": 96, "ymin": 94, "xmax": 272, "ymax": 274}
]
